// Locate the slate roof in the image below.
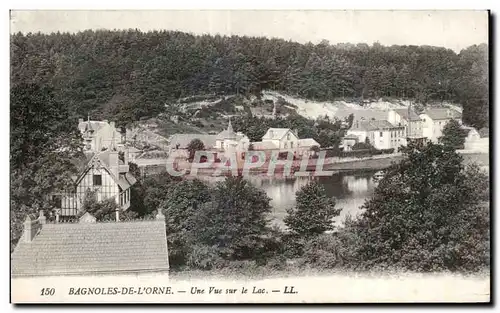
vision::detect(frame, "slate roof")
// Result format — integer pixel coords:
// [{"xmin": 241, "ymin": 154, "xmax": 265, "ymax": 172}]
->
[
  {"xmin": 298, "ymin": 138, "xmax": 320, "ymax": 147},
  {"xmin": 168, "ymin": 134, "xmax": 217, "ymax": 149},
  {"xmin": 392, "ymin": 108, "xmax": 421, "ymax": 121},
  {"xmin": 422, "ymin": 108, "xmax": 462, "ymax": 120},
  {"xmin": 350, "ymin": 120, "xmax": 401, "ymax": 132},
  {"xmin": 262, "ymin": 128, "xmax": 297, "ymax": 140},
  {"xmin": 343, "ymin": 134, "xmax": 360, "ymax": 140},
  {"xmin": 11, "ymin": 220, "xmax": 169, "ymax": 277}
]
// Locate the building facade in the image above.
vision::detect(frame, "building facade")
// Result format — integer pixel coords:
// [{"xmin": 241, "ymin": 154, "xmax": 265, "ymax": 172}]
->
[
  {"xmin": 214, "ymin": 120, "xmax": 250, "ymax": 156},
  {"xmin": 78, "ymin": 118, "xmax": 125, "ymax": 152},
  {"xmin": 419, "ymin": 108, "xmax": 462, "ymax": 143},
  {"xmin": 347, "ymin": 120, "xmax": 406, "ymax": 150},
  {"xmin": 252, "ymin": 128, "xmax": 320, "ymax": 158},
  {"xmin": 53, "ymin": 148, "xmax": 137, "ymax": 217},
  {"xmin": 388, "ymin": 108, "xmax": 424, "ymax": 139}
]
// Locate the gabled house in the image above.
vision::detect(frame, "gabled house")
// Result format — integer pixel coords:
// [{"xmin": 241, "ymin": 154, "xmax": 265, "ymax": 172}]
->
[
  {"xmin": 252, "ymin": 128, "xmax": 320, "ymax": 158},
  {"xmin": 11, "ymin": 210, "xmax": 169, "ymax": 278},
  {"xmin": 420, "ymin": 108, "xmax": 462, "ymax": 143},
  {"xmin": 78, "ymin": 118, "xmax": 125, "ymax": 152},
  {"xmin": 261, "ymin": 128, "xmax": 299, "ymax": 150},
  {"xmin": 53, "ymin": 147, "xmax": 137, "ymax": 218}
]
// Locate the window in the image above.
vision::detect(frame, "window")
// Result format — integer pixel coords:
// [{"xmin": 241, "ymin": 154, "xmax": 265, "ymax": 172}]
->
[
  {"xmin": 290, "ymin": 142, "xmax": 294, "ymax": 148},
  {"xmin": 284, "ymin": 142, "xmax": 288, "ymax": 149},
  {"xmin": 287, "ymin": 134, "xmax": 291, "ymax": 140},
  {"xmin": 380, "ymin": 132, "xmax": 383, "ymax": 137},
  {"xmin": 93, "ymin": 174, "xmax": 102, "ymax": 186}
]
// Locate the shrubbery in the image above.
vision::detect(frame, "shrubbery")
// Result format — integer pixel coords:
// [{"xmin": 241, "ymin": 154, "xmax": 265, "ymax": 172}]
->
[{"xmin": 127, "ymin": 142, "xmax": 489, "ymax": 273}]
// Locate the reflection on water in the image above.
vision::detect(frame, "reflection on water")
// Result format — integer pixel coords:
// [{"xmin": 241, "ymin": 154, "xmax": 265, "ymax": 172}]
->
[{"xmin": 200, "ymin": 170, "xmax": 378, "ymax": 229}]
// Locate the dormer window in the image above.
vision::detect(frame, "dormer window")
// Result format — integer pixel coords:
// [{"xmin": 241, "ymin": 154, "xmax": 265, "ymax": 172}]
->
[{"xmin": 287, "ymin": 133, "xmax": 291, "ymax": 140}]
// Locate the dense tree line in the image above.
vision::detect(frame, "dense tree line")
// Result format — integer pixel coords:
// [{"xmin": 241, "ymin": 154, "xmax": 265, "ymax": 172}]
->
[
  {"xmin": 11, "ymin": 30, "xmax": 488, "ymax": 128},
  {"xmin": 10, "ymin": 84, "xmax": 83, "ymax": 250}
]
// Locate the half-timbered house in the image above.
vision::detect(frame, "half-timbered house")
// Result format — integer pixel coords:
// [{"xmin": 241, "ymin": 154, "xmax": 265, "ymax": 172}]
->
[{"xmin": 53, "ymin": 147, "xmax": 137, "ymax": 218}]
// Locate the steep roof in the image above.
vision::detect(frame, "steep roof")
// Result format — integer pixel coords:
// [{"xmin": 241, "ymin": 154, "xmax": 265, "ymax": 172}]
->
[
  {"xmin": 168, "ymin": 134, "xmax": 217, "ymax": 149},
  {"xmin": 73, "ymin": 151, "xmax": 136, "ymax": 190},
  {"xmin": 216, "ymin": 120, "xmax": 237, "ymax": 139},
  {"xmin": 11, "ymin": 219, "xmax": 169, "ymax": 277},
  {"xmin": 262, "ymin": 128, "xmax": 297, "ymax": 141},
  {"xmin": 422, "ymin": 108, "xmax": 462, "ymax": 120},
  {"xmin": 350, "ymin": 120, "xmax": 400, "ymax": 132},
  {"xmin": 298, "ymin": 138, "xmax": 320, "ymax": 147},
  {"xmin": 392, "ymin": 108, "xmax": 421, "ymax": 121},
  {"xmin": 343, "ymin": 134, "xmax": 360, "ymax": 140}
]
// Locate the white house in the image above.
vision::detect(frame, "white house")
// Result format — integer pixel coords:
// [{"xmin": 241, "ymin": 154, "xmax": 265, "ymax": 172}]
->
[
  {"xmin": 420, "ymin": 108, "xmax": 462, "ymax": 143},
  {"xmin": 463, "ymin": 126, "xmax": 489, "ymax": 153},
  {"xmin": 78, "ymin": 118, "xmax": 125, "ymax": 152},
  {"xmin": 347, "ymin": 120, "xmax": 406, "ymax": 150},
  {"xmin": 262, "ymin": 128, "xmax": 299, "ymax": 150},
  {"xmin": 252, "ymin": 128, "xmax": 320, "ymax": 157},
  {"xmin": 388, "ymin": 108, "xmax": 424, "ymax": 139}
]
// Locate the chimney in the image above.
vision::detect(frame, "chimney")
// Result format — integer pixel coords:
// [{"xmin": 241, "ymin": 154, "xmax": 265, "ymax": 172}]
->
[
  {"xmin": 103, "ymin": 119, "xmax": 109, "ymax": 124},
  {"xmin": 110, "ymin": 121, "xmax": 116, "ymax": 128},
  {"xmin": 269, "ymin": 130, "xmax": 273, "ymax": 138},
  {"xmin": 294, "ymin": 129, "xmax": 299, "ymax": 137},
  {"xmin": 156, "ymin": 209, "xmax": 165, "ymax": 221},
  {"xmin": 78, "ymin": 118, "xmax": 84, "ymax": 124}
]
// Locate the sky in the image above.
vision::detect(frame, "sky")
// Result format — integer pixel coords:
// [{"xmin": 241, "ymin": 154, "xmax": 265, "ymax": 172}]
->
[{"xmin": 10, "ymin": 10, "xmax": 489, "ymax": 52}]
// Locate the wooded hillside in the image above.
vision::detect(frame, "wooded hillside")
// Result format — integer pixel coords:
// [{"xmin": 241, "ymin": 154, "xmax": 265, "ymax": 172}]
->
[{"xmin": 10, "ymin": 30, "xmax": 489, "ymax": 128}]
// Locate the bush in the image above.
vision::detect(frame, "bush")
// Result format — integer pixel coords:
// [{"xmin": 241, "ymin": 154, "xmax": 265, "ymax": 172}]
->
[
  {"xmin": 344, "ymin": 142, "xmax": 490, "ymax": 272},
  {"xmin": 277, "ymin": 233, "xmax": 305, "ymax": 259},
  {"xmin": 186, "ymin": 245, "xmax": 227, "ymax": 270},
  {"xmin": 301, "ymin": 234, "xmax": 342, "ymax": 269}
]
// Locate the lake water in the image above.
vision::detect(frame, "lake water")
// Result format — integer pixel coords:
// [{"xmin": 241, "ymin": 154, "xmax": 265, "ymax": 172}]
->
[{"xmin": 201, "ymin": 170, "xmax": 379, "ymax": 229}]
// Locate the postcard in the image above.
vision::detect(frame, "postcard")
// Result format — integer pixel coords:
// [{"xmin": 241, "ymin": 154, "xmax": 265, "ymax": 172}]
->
[{"xmin": 10, "ymin": 9, "xmax": 490, "ymax": 303}]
